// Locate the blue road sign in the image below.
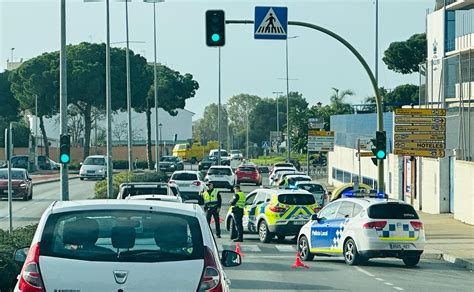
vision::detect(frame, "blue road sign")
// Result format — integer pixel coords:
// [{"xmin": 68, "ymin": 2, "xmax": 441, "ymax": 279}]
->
[
  {"xmin": 262, "ymin": 141, "xmax": 270, "ymax": 149},
  {"xmin": 254, "ymin": 6, "xmax": 288, "ymax": 40}
]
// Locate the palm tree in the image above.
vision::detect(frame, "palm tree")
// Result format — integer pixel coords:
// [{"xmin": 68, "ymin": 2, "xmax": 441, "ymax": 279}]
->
[{"xmin": 330, "ymin": 88, "xmax": 354, "ymax": 114}]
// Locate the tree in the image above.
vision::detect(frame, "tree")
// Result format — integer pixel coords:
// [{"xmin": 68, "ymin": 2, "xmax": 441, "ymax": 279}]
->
[
  {"xmin": 362, "ymin": 85, "xmax": 418, "ymax": 112},
  {"xmin": 227, "ymin": 94, "xmax": 261, "ymax": 134},
  {"xmin": 193, "ymin": 103, "xmax": 228, "ymax": 144},
  {"xmin": 329, "ymin": 88, "xmax": 354, "ymax": 114},
  {"xmin": 0, "ymin": 71, "xmax": 20, "ymax": 122},
  {"xmin": 383, "ymin": 33, "xmax": 426, "ymax": 74},
  {"xmin": 9, "ymin": 51, "xmax": 59, "ymax": 157},
  {"xmin": 134, "ymin": 64, "xmax": 199, "ymax": 170}
]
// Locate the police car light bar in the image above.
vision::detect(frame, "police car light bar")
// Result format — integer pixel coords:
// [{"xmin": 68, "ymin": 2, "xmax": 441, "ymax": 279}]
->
[{"xmin": 341, "ymin": 190, "xmax": 388, "ymax": 199}]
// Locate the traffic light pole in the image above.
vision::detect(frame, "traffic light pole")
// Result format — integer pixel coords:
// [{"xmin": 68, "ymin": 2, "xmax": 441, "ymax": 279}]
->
[
  {"xmin": 217, "ymin": 47, "xmax": 222, "ymax": 165},
  {"xmin": 225, "ymin": 19, "xmax": 385, "ymax": 193},
  {"xmin": 59, "ymin": 0, "xmax": 69, "ymax": 201}
]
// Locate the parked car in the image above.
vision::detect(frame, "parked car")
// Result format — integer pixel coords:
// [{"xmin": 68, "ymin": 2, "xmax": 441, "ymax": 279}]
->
[
  {"xmin": 79, "ymin": 155, "xmax": 107, "ymax": 180},
  {"xmin": 295, "ymin": 181, "xmax": 328, "ymax": 209},
  {"xmin": 13, "ymin": 200, "xmax": 241, "ymax": 291},
  {"xmin": 269, "ymin": 166, "xmax": 296, "ymax": 182},
  {"xmin": 235, "ymin": 164, "xmax": 262, "ymax": 185},
  {"xmin": 125, "ymin": 194, "xmax": 183, "ymax": 203},
  {"xmin": 205, "ymin": 166, "xmax": 236, "ymax": 191},
  {"xmin": 117, "ymin": 182, "xmax": 178, "ymax": 199},
  {"xmin": 270, "ymin": 169, "xmax": 297, "ymax": 186},
  {"xmin": 168, "ymin": 171, "xmax": 206, "ymax": 204},
  {"xmin": 209, "ymin": 149, "xmax": 231, "ymax": 166},
  {"xmin": 230, "ymin": 150, "xmax": 243, "ymax": 160},
  {"xmin": 0, "ymin": 168, "xmax": 33, "ymax": 201},
  {"xmin": 155, "ymin": 156, "xmax": 184, "ymax": 172},
  {"xmin": 198, "ymin": 155, "xmax": 217, "ymax": 171}
]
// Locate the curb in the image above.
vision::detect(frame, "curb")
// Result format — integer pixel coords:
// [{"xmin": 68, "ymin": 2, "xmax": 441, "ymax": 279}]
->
[
  {"xmin": 423, "ymin": 251, "xmax": 473, "ymax": 271},
  {"xmin": 32, "ymin": 176, "xmax": 80, "ymax": 186}
]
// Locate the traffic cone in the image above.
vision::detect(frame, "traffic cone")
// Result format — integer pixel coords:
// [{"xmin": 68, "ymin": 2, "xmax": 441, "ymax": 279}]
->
[
  {"xmin": 235, "ymin": 242, "xmax": 245, "ymax": 257},
  {"xmin": 292, "ymin": 251, "xmax": 310, "ymax": 269}
]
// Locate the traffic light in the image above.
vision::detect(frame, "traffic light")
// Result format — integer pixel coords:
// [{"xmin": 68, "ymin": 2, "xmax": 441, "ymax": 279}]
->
[
  {"xmin": 371, "ymin": 131, "xmax": 386, "ymax": 165},
  {"xmin": 59, "ymin": 134, "xmax": 71, "ymax": 164},
  {"xmin": 206, "ymin": 10, "xmax": 225, "ymax": 47}
]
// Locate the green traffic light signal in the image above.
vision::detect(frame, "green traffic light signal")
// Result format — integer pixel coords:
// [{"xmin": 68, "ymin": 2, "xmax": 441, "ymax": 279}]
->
[
  {"xmin": 206, "ymin": 10, "xmax": 225, "ymax": 47},
  {"xmin": 60, "ymin": 153, "xmax": 70, "ymax": 164},
  {"xmin": 59, "ymin": 134, "xmax": 71, "ymax": 165},
  {"xmin": 376, "ymin": 149, "xmax": 386, "ymax": 159},
  {"xmin": 371, "ymin": 131, "xmax": 386, "ymax": 165},
  {"xmin": 211, "ymin": 33, "xmax": 220, "ymax": 42}
]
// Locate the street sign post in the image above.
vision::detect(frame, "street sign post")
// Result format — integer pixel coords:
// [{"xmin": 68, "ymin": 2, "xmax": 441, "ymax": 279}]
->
[
  {"xmin": 307, "ymin": 131, "xmax": 334, "ymax": 152},
  {"xmin": 254, "ymin": 7, "xmax": 288, "ymax": 40},
  {"xmin": 394, "ymin": 108, "xmax": 446, "ymax": 159}
]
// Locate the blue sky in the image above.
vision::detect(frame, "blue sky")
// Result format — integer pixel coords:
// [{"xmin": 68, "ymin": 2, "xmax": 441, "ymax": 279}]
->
[{"xmin": 1, "ymin": 0, "xmax": 433, "ymax": 118}]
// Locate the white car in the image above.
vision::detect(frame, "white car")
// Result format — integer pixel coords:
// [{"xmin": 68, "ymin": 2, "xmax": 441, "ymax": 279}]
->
[
  {"xmin": 79, "ymin": 155, "xmax": 107, "ymax": 180},
  {"xmin": 230, "ymin": 150, "xmax": 243, "ymax": 160},
  {"xmin": 209, "ymin": 149, "xmax": 231, "ymax": 166},
  {"xmin": 116, "ymin": 182, "xmax": 179, "ymax": 200},
  {"xmin": 269, "ymin": 167, "xmax": 297, "ymax": 183},
  {"xmin": 295, "ymin": 181, "xmax": 328, "ymax": 208},
  {"xmin": 282, "ymin": 174, "xmax": 312, "ymax": 185},
  {"xmin": 297, "ymin": 194, "xmax": 425, "ymax": 266},
  {"xmin": 13, "ymin": 200, "xmax": 241, "ymax": 291},
  {"xmin": 205, "ymin": 166, "xmax": 236, "ymax": 191},
  {"xmin": 270, "ymin": 169, "xmax": 297, "ymax": 186},
  {"xmin": 169, "ymin": 171, "xmax": 206, "ymax": 204},
  {"xmin": 125, "ymin": 194, "xmax": 183, "ymax": 203}
]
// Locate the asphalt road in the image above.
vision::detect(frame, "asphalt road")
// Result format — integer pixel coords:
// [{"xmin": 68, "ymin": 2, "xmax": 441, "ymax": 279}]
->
[
  {"xmin": 0, "ymin": 179, "xmax": 96, "ymax": 230},
  {"xmin": 214, "ymin": 183, "xmax": 474, "ymax": 292}
]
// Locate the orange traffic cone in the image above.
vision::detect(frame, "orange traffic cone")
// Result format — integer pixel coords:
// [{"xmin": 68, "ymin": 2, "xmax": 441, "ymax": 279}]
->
[
  {"xmin": 292, "ymin": 251, "xmax": 310, "ymax": 269},
  {"xmin": 235, "ymin": 242, "xmax": 245, "ymax": 257}
]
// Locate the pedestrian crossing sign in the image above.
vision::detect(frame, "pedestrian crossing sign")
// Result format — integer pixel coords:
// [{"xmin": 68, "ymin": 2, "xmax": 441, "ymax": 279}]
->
[{"xmin": 254, "ymin": 6, "xmax": 288, "ymax": 40}]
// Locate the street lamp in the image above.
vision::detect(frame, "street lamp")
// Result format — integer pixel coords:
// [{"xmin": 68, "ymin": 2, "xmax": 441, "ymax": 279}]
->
[
  {"xmin": 144, "ymin": 0, "xmax": 165, "ymax": 170},
  {"xmin": 10, "ymin": 48, "xmax": 14, "ymax": 62},
  {"xmin": 285, "ymin": 35, "xmax": 299, "ymax": 161},
  {"xmin": 159, "ymin": 123, "xmax": 163, "ymax": 157},
  {"xmin": 272, "ymin": 91, "xmax": 283, "ymax": 153}
]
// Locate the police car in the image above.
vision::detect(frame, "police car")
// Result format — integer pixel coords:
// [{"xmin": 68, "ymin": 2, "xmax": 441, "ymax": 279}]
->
[
  {"xmin": 225, "ymin": 188, "xmax": 319, "ymax": 243},
  {"xmin": 297, "ymin": 192, "xmax": 425, "ymax": 266}
]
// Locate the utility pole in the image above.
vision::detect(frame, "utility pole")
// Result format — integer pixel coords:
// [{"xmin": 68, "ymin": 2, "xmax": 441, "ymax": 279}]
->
[
  {"xmin": 125, "ymin": 0, "xmax": 133, "ymax": 172},
  {"xmin": 5, "ymin": 125, "xmax": 13, "ymax": 233},
  {"xmin": 217, "ymin": 47, "xmax": 222, "ymax": 165},
  {"xmin": 60, "ymin": 0, "xmax": 69, "ymax": 201},
  {"xmin": 272, "ymin": 91, "xmax": 283, "ymax": 153},
  {"xmin": 285, "ymin": 38, "xmax": 290, "ymax": 162},
  {"xmin": 105, "ymin": 0, "xmax": 113, "ymax": 198}
]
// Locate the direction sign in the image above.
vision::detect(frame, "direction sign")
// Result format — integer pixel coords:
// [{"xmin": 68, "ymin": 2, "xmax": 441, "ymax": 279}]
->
[
  {"xmin": 395, "ymin": 116, "xmax": 446, "ymax": 125},
  {"xmin": 395, "ymin": 124, "xmax": 446, "ymax": 132},
  {"xmin": 356, "ymin": 151, "xmax": 374, "ymax": 157},
  {"xmin": 394, "ymin": 149, "xmax": 445, "ymax": 158},
  {"xmin": 395, "ymin": 108, "xmax": 446, "ymax": 116},
  {"xmin": 308, "ymin": 130, "xmax": 334, "ymax": 152},
  {"xmin": 308, "ymin": 130, "xmax": 334, "ymax": 136},
  {"xmin": 254, "ymin": 7, "xmax": 288, "ymax": 40},
  {"xmin": 394, "ymin": 133, "xmax": 445, "ymax": 141},
  {"xmin": 394, "ymin": 141, "xmax": 445, "ymax": 150}
]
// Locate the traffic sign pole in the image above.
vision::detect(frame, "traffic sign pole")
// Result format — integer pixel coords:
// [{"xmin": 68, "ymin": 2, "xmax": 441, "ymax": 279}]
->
[{"xmin": 60, "ymin": 0, "xmax": 69, "ymax": 201}]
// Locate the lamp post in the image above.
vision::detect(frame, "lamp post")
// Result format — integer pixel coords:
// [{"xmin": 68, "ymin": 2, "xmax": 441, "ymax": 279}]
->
[
  {"xmin": 272, "ymin": 91, "xmax": 283, "ymax": 153},
  {"xmin": 285, "ymin": 35, "xmax": 299, "ymax": 162},
  {"xmin": 159, "ymin": 123, "xmax": 163, "ymax": 157},
  {"xmin": 144, "ymin": 0, "xmax": 165, "ymax": 170},
  {"xmin": 10, "ymin": 48, "xmax": 14, "ymax": 63}
]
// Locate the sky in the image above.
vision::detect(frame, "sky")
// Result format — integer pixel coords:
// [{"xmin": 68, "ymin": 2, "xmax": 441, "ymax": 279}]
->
[{"xmin": 1, "ymin": 0, "xmax": 433, "ymax": 119}]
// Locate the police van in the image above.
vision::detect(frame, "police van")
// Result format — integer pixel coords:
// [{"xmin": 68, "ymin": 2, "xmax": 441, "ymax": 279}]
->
[
  {"xmin": 297, "ymin": 192, "xmax": 425, "ymax": 266},
  {"xmin": 225, "ymin": 188, "xmax": 319, "ymax": 243}
]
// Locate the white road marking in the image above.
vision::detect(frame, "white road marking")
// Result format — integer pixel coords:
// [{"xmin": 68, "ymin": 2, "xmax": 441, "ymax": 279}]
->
[
  {"xmin": 385, "ymin": 282, "xmax": 394, "ymax": 286},
  {"xmin": 275, "ymin": 245, "xmax": 296, "ymax": 252},
  {"xmin": 21, "ymin": 207, "xmax": 27, "ymax": 210},
  {"xmin": 244, "ymin": 255, "xmax": 295, "ymax": 259},
  {"xmin": 375, "ymin": 278, "xmax": 384, "ymax": 281},
  {"xmin": 217, "ymin": 244, "xmax": 224, "ymax": 250},
  {"xmin": 394, "ymin": 287, "xmax": 404, "ymax": 291},
  {"xmin": 355, "ymin": 266, "xmax": 375, "ymax": 277},
  {"xmin": 241, "ymin": 245, "xmax": 261, "ymax": 252}
]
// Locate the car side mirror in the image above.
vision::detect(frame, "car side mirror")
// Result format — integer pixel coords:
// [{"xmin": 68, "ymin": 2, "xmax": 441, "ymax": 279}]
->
[
  {"xmin": 311, "ymin": 214, "xmax": 320, "ymax": 222},
  {"xmin": 13, "ymin": 247, "xmax": 29, "ymax": 265},
  {"xmin": 221, "ymin": 250, "xmax": 242, "ymax": 267},
  {"xmin": 265, "ymin": 198, "xmax": 270, "ymax": 203}
]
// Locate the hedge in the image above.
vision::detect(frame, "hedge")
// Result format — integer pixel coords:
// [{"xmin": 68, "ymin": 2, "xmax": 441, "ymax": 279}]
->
[
  {"xmin": 94, "ymin": 171, "xmax": 167, "ymax": 199},
  {"xmin": 112, "ymin": 160, "xmax": 152, "ymax": 170}
]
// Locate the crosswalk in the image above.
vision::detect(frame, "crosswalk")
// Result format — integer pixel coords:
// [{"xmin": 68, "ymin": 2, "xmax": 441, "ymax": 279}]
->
[{"xmin": 217, "ymin": 243, "xmax": 298, "ymax": 254}]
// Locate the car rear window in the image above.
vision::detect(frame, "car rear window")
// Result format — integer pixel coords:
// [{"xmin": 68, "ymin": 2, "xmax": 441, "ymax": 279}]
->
[
  {"xmin": 0, "ymin": 170, "xmax": 25, "ymax": 179},
  {"xmin": 208, "ymin": 168, "xmax": 232, "ymax": 175},
  {"xmin": 40, "ymin": 210, "xmax": 204, "ymax": 263},
  {"xmin": 297, "ymin": 184, "xmax": 325, "ymax": 193},
  {"xmin": 368, "ymin": 203, "xmax": 419, "ymax": 219},
  {"xmin": 278, "ymin": 194, "xmax": 316, "ymax": 205},
  {"xmin": 171, "ymin": 173, "xmax": 198, "ymax": 181},
  {"xmin": 121, "ymin": 186, "xmax": 169, "ymax": 198},
  {"xmin": 238, "ymin": 167, "xmax": 257, "ymax": 172}
]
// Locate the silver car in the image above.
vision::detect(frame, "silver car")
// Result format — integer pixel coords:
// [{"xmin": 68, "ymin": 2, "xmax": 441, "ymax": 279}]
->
[{"xmin": 79, "ymin": 155, "xmax": 107, "ymax": 180}]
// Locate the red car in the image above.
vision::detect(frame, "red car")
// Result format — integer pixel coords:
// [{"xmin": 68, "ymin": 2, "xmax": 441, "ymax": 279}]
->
[
  {"xmin": 0, "ymin": 168, "xmax": 33, "ymax": 201},
  {"xmin": 235, "ymin": 164, "xmax": 262, "ymax": 185}
]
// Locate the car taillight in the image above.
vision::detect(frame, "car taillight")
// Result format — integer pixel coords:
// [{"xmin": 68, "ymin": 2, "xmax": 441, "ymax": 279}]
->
[
  {"xmin": 363, "ymin": 221, "xmax": 387, "ymax": 230},
  {"xmin": 198, "ymin": 246, "xmax": 222, "ymax": 292},
  {"xmin": 193, "ymin": 181, "xmax": 201, "ymax": 186},
  {"xmin": 269, "ymin": 205, "xmax": 287, "ymax": 213},
  {"xmin": 19, "ymin": 242, "xmax": 44, "ymax": 292},
  {"xmin": 410, "ymin": 221, "xmax": 423, "ymax": 230}
]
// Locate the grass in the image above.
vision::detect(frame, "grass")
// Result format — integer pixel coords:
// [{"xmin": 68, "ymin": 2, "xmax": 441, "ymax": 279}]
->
[{"xmin": 250, "ymin": 154, "xmax": 308, "ymax": 165}]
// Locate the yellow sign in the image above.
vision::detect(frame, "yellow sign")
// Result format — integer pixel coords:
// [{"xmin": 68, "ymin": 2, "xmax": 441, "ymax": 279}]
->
[
  {"xmin": 394, "ymin": 133, "xmax": 445, "ymax": 141},
  {"xmin": 395, "ymin": 125, "xmax": 446, "ymax": 132},
  {"xmin": 394, "ymin": 149, "xmax": 445, "ymax": 158},
  {"xmin": 357, "ymin": 152, "xmax": 374, "ymax": 157},
  {"xmin": 308, "ymin": 130, "xmax": 334, "ymax": 137},
  {"xmin": 394, "ymin": 142, "xmax": 445, "ymax": 149},
  {"xmin": 395, "ymin": 108, "xmax": 446, "ymax": 116},
  {"xmin": 395, "ymin": 116, "xmax": 446, "ymax": 125}
]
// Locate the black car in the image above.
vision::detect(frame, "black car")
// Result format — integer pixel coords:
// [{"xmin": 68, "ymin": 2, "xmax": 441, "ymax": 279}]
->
[
  {"xmin": 156, "ymin": 156, "xmax": 184, "ymax": 172},
  {"xmin": 198, "ymin": 156, "xmax": 217, "ymax": 171},
  {"xmin": 1, "ymin": 155, "xmax": 56, "ymax": 170}
]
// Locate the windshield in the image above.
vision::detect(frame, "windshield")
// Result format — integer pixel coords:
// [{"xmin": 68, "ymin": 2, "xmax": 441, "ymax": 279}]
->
[
  {"xmin": 212, "ymin": 150, "xmax": 228, "ymax": 157},
  {"xmin": 297, "ymin": 184, "xmax": 325, "ymax": 193},
  {"xmin": 121, "ymin": 186, "xmax": 169, "ymax": 199},
  {"xmin": 171, "ymin": 173, "xmax": 198, "ymax": 181},
  {"xmin": 278, "ymin": 194, "xmax": 316, "ymax": 205},
  {"xmin": 83, "ymin": 157, "xmax": 105, "ymax": 166},
  {"xmin": 0, "ymin": 170, "xmax": 26, "ymax": 180},
  {"xmin": 231, "ymin": 150, "xmax": 240, "ymax": 154},
  {"xmin": 160, "ymin": 156, "xmax": 177, "ymax": 162},
  {"xmin": 40, "ymin": 210, "xmax": 203, "ymax": 263},
  {"xmin": 238, "ymin": 166, "xmax": 257, "ymax": 172},
  {"xmin": 202, "ymin": 156, "xmax": 216, "ymax": 162},
  {"xmin": 208, "ymin": 168, "xmax": 232, "ymax": 175}
]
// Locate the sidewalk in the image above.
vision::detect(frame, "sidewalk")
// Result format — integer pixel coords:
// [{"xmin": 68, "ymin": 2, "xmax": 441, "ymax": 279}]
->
[
  {"xmin": 30, "ymin": 172, "xmax": 79, "ymax": 185},
  {"xmin": 420, "ymin": 212, "xmax": 474, "ymax": 270}
]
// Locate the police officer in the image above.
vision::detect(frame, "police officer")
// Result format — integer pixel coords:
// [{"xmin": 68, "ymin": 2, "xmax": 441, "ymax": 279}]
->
[
  {"xmin": 230, "ymin": 185, "xmax": 246, "ymax": 242},
  {"xmin": 203, "ymin": 182, "xmax": 222, "ymax": 238}
]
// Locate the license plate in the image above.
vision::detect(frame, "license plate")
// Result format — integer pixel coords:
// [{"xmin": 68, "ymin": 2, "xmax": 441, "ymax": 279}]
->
[
  {"xmin": 292, "ymin": 221, "xmax": 306, "ymax": 225},
  {"xmin": 87, "ymin": 170, "xmax": 95, "ymax": 173},
  {"xmin": 390, "ymin": 243, "xmax": 413, "ymax": 250},
  {"xmin": 243, "ymin": 177, "xmax": 250, "ymax": 180}
]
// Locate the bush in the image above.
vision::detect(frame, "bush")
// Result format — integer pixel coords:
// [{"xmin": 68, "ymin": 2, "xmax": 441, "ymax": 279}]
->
[
  {"xmin": 94, "ymin": 171, "xmax": 167, "ymax": 199},
  {"xmin": 112, "ymin": 160, "xmax": 152, "ymax": 170},
  {"xmin": 0, "ymin": 224, "xmax": 38, "ymax": 292}
]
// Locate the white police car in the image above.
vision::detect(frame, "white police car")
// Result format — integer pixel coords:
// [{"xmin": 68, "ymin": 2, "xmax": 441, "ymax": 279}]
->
[{"xmin": 297, "ymin": 192, "xmax": 425, "ymax": 266}]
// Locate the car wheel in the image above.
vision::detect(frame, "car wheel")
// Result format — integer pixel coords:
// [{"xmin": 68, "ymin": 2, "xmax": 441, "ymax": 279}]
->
[
  {"xmin": 298, "ymin": 235, "xmax": 314, "ymax": 261},
  {"xmin": 402, "ymin": 255, "xmax": 420, "ymax": 267},
  {"xmin": 258, "ymin": 220, "xmax": 273, "ymax": 243},
  {"xmin": 229, "ymin": 218, "xmax": 238, "ymax": 239},
  {"xmin": 23, "ymin": 193, "xmax": 28, "ymax": 201},
  {"xmin": 343, "ymin": 238, "xmax": 363, "ymax": 265},
  {"xmin": 80, "ymin": 177, "xmax": 84, "ymax": 181},
  {"xmin": 29, "ymin": 189, "xmax": 33, "ymax": 200}
]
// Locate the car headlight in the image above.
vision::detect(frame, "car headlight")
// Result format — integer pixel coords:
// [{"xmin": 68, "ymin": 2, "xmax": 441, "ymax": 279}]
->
[
  {"xmin": 170, "ymin": 165, "xmax": 176, "ymax": 169},
  {"xmin": 98, "ymin": 169, "xmax": 105, "ymax": 173},
  {"xmin": 20, "ymin": 183, "xmax": 27, "ymax": 188}
]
